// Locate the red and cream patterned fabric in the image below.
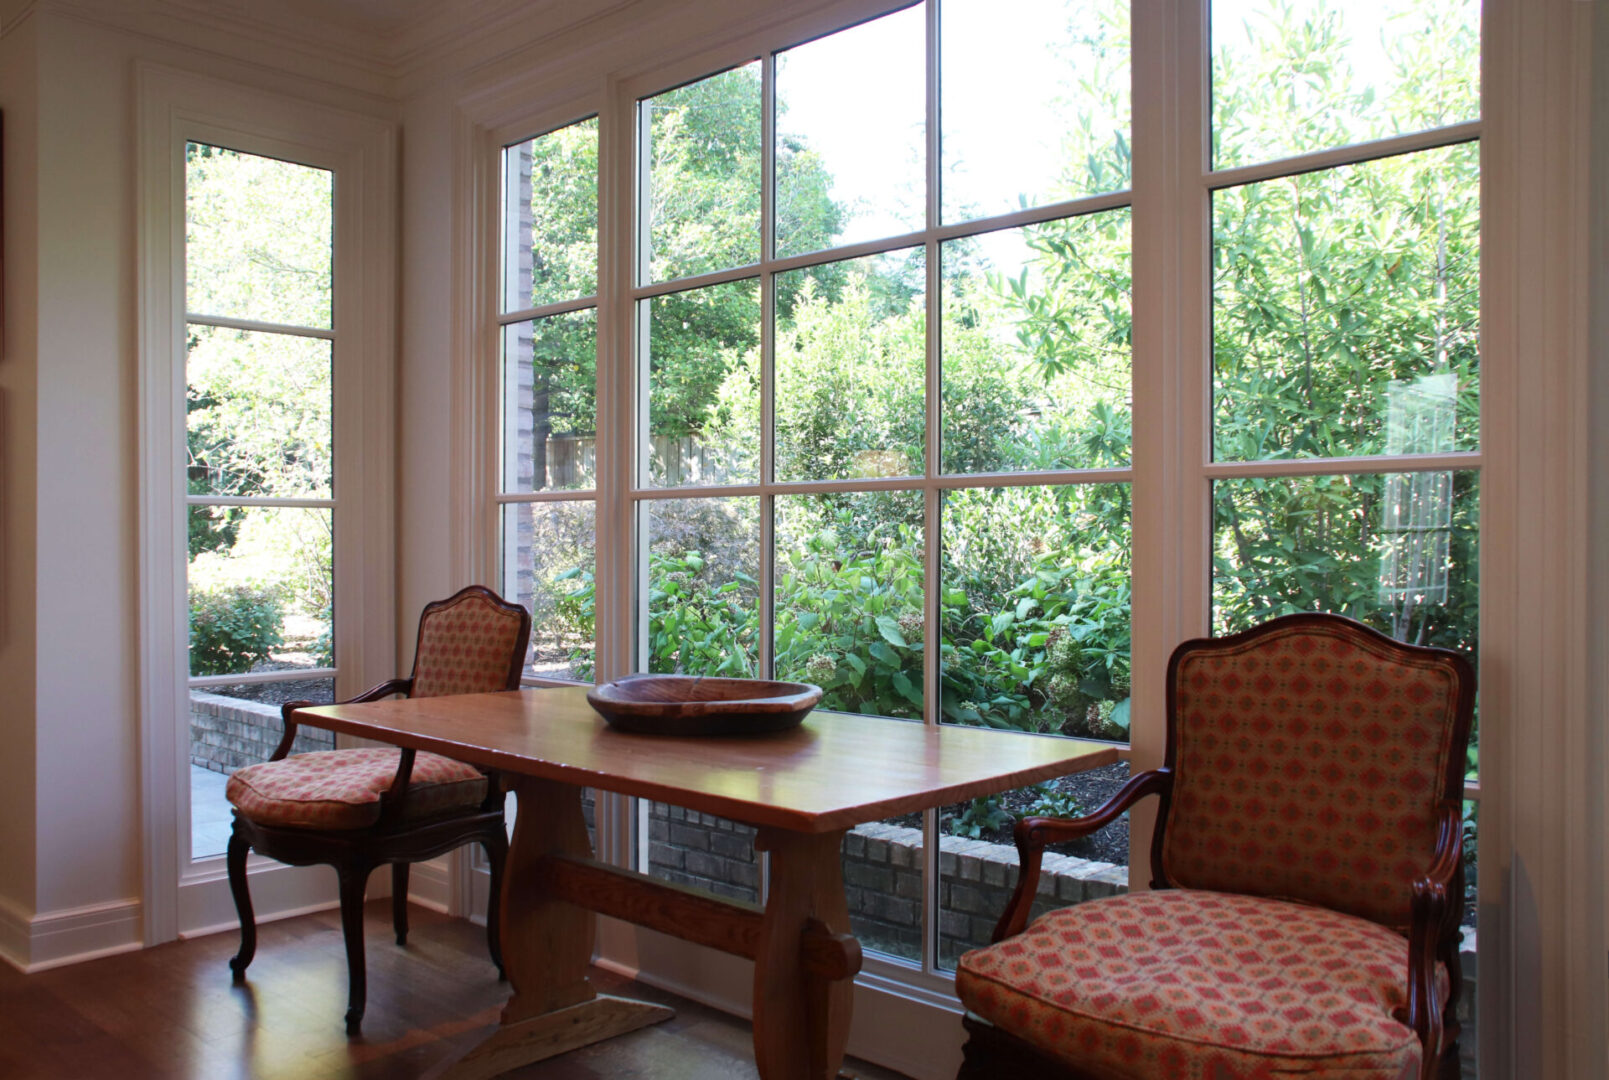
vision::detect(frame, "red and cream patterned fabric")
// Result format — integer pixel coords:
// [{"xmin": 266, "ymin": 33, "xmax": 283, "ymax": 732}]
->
[
  {"xmin": 1164, "ymin": 621, "xmax": 1462, "ymax": 929},
  {"xmin": 956, "ymin": 890, "xmax": 1444, "ymax": 1080},
  {"xmin": 227, "ymin": 748, "xmax": 488, "ymax": 830},
  {"xmin": 409, "ymin": 593, "xmax": 525, "ymax": 699}
]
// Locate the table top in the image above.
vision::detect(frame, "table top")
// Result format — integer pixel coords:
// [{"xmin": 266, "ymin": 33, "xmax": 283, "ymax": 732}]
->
[{"xmin": 292, "ymin": 687, "xmax": 1120, "ymax": 834}]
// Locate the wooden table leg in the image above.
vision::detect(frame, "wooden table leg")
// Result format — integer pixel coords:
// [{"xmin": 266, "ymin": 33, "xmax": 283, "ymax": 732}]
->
[
  {"xmin": 436, "ymin": 778, "xmax": 673, "ymax": 1080},
  {"xmin": 752, "ymin": 827, "xmax": 854, "ymax": 1080}
]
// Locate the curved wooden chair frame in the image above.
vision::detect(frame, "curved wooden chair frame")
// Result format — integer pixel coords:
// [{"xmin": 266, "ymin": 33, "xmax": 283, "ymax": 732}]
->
[
  {"xmin": 959, "ymin": 612, "xmax": 1476, "ymax": 1080},
  {"xmin": 225, "ymin": 584, "xmax": 532, "ymax": 1035}
]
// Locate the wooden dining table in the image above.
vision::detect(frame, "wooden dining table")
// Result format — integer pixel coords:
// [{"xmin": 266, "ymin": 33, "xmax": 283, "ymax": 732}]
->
[{"xmin": 291, "ymin": 685, "xmax": 1118, "ymax": 1080}]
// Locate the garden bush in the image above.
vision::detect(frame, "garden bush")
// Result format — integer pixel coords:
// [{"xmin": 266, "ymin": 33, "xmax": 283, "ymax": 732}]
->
[{"xmin": 189, "ymin": 582, "xmax": 285, "ymax": 677}]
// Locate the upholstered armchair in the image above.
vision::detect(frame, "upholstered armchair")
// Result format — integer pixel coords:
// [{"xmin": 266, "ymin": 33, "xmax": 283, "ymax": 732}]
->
[
  {"xmin": 955, "ymin": 613, "xmax": 1475, "ymax": 1080},
  {"xmin": 224, "ymin": 585, "xmax": 532, "ymax": 1035}
]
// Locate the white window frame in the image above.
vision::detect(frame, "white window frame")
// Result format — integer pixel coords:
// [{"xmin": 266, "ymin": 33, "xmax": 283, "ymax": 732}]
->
[
  {"xmin": 459, "ymin": 0, "xmax": 1602, "ymax": 1075},
  {"xmin": 136, "ymin": 64, "xmax": 397, "ymax": 944}
]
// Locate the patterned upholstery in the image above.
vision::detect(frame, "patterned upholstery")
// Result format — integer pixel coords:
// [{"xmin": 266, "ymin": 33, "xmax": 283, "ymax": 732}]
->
[
  {"xmin": 410, "ymin": 591, "xmax": 528, "ymax": 699},
  {"xmin": 1163, "ymin": 620, "xmax": 1463, "ymax": 929},
  {"xmin": 957, "ymin": 890, "xmax": 1446, "ymax": 1080},
  {"xmin": 227, "ymin": 747, "xmax": 488, "ymax": 830}
]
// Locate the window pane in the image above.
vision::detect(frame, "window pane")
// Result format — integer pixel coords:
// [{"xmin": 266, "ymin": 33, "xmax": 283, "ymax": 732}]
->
[
  {"xmin": 646, "ymin": 280, "xmax": 761, "ymax": 487},
  {"xmin": 1211, "ymin": 470, "xmax": 1479, "ymax": 654},
  {"xmin": 1213, "ymin": 143, "xmax": 1479, "ymax": 461},
  {"xmin": 644, "ymin": 64, "xmax": 762, "ymax": 283},
  {"xmin": 501, "ymin": 501, "xmax": 595, "ymax": 681},
  {"xmin": 939, "ymin": 485, "xmax": 1131, "ymax": 736},
  {"xmin": 941, "ymin": 211, "xmax": 1131, "ymax": 473},
  {"xmin": 775, "ymin": 4, "xmax": 924, "ymax": 257},
  {"xmin": 774, "ymin": 491, "xmax": 924, "ymax": 720},
  {"xmin": 774, "ymin": 249, "xmax": 925, "ymax": 482},
  {"xmin": 188, "ymin": 506, "xmax": 333, "ymax": 678},
  {"xmin": 503, "ymin": 118, "xmax": 599, "ymax": 311},
  {"xmin": 936, "ymin": 482, "xmax": 1133, "ymax": 968},
  {"xmin": 642, "ymin": 498, "xmax": 761, "ymax": 677},
  {"xmin": 502, "ymin": 311, "xmax": 597, "ymax": 493},
  {"xmin": 1211, "ymin": 0, "xmax": 1479, "ymax": 170},
  {"xmin": 941, "ymin": 0, "xmax": 1130, "ymax": 223},
  {"xmin": 644, "ymin": 801, "xmax": 760, "ymax": 904},
  {"xmin": 187, "ymin": 326, "xmax": 332, "ymax": 499},
  {"xmin": 185, "ymin": 143, "xmax": 332, "ymax": 328}
]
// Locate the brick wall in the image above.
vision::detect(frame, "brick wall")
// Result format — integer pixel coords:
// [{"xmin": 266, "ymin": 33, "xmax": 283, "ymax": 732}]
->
[
  {"xmin": 646, "ymin": 803, "xmax": 761, "ymax": 903},
  {"xmin": 189, "ymin": 691, "xmax": 334, "ymax": 773},
  {"xmin": 642, "ymin": 809, "xmax": 1127, "ymax": 957},
  {"xmin": 845, "ymin": 822, "xmax": 1129, "ymax": 961}
]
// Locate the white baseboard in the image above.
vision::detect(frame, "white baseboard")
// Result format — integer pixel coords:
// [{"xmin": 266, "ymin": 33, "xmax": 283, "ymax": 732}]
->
[
  {"xmin": 0, "ymin": 895, "xmax": 144, "ymax": 973},
  {"xmin": 407, "ymin": 858, "xmax": 452, "ymax": 914}
]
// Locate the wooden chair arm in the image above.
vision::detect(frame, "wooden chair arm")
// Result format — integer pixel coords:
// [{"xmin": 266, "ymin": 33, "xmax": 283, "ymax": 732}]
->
[
  {"xmin": 347, "ymin": 677, "xmax": 415, "ymax": 703},
  {"xmin": 1405, "ymin": 801, "xmax": 1463, "ymax": 1080},
  {"xmin": 270, "ymin": 679, "xmax": 414, "ymax": 761},
  {"xmin": 991, "ymin": 768, "xmax": 1173, "ymax": 943}
]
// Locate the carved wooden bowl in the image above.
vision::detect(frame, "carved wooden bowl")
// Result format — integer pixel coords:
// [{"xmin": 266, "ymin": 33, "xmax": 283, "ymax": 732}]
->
[{"xmin": 586, "ymin": 674, "xmax": 824, "ymax": 736}]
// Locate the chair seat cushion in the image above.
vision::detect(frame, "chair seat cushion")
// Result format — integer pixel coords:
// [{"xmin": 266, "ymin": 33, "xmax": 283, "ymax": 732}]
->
[
  {"xmin": 956, "ymin": 889, "xmax": 1447, "ymax": 1080},
  {"xmin": 227, "ymin": 748, "xmax": 488, "ymax": 830}
]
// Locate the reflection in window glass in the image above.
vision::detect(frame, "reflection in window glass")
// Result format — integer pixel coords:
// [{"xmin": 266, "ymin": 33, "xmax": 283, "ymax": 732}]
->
[
  {"xmin": 940, "ymin": 485, "xmax": 1131, "ymax": 736},
  {"xmin": 502, "ymin": 501, "xmax": 594, "ymax": 681},
  {"xmin": 774, "ymin": 249, "xmax": 925, "ymax": 482},
  {"xmin": 503, "ymin": 118, "xmax": 599, "ymax": 311},
  {"xmin": 1211, "ymin": 0, "xmax": 1480, "ymax": 169},
  {"xmin": 1211, "ymin": 470, "xmax": 1479, "ymax": 652},
  {"xmin": 1213, "ymin": 142, "xmax": 1480, "ymax": 461},
  {"xmin": 646, "ymin": 280, "xmax": 761, "ymax": 487},
  {"xmin": 502, "ymin": 311, "xmax": 597, "ymax": 493},
  {"xmin": 187, "ymin": 506, "xmax": 334, "ymax": 678},
  {"xmin": 774, "ymin": 492, "xmax": 924, "ymax": 720},
  {"xmin": 942, "ymin": 0, "xmax": 1130, "ymax": 223},
  {"xmin": 941, "ymin": 212, "xmax": 1131, "ymax": 474},
  {"xmin": 187, "ymin": 327, "xmax": 332, "ymax": 499},
  {"xmin": 642, "ymin": 498, "xmax": 760, "ymax": 677},
  {"xmin": 776, "ymin": 4, "xmax": 925, "ymax": 256},
  {"xmin": 643, "ymin": 64, "xmax": 762, "ymax": 283},
  {"xmin": 185, "ymin": 143, "xmax": 332, "ymax": 328}
]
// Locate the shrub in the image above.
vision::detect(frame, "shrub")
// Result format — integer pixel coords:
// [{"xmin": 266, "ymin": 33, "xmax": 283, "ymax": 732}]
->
[{"xmin": 189, "ymin": 583, "xmax": 285, "ymax": 676}]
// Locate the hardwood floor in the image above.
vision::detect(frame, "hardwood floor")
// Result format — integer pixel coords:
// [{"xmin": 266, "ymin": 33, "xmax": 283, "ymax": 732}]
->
[{"xmin": 0, "ymin": 901, "xmax": 913, "ymax": 1080}]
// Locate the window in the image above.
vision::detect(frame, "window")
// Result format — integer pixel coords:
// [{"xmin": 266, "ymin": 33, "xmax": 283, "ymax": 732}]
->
[
  {"xmin": 492, "ymin": 0, "xmax": 1482, "ymax": 1047},
  {"xmin": 1205, "ymin": 0, "xmax": 1481, "ymax": 988},
  {"xmin": 184, "ymin": 144, "xmax": 338, "ymax": 859}
]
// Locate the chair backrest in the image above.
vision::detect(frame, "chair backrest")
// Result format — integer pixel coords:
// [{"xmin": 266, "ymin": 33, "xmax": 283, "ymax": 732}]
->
[
  {"xmin": 408, "ymin": 585, "xmax": 531, "ymax": 699},
  {"xmin": 1158, "ymin": 612, "xmax": 1474, "ymax": 930}
]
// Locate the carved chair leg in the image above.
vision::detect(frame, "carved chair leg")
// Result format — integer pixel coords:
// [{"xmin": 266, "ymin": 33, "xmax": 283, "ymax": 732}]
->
[
  {"xmin": 336, "ymin": 863, "xmax": 370, "ymax": 1037},
  {"xmin": 225, "ymin": 825, "xmax": 256, "ymax": 980},
  {"xmin": 483, "ymin": 827, "xmax": 508, "ymax": 979},
  {"xmin": 391, "ymin": 863, "xmax": 410, "ymax": 946}
]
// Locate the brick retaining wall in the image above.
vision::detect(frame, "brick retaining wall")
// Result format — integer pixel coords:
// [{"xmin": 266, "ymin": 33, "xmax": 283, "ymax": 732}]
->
[
  {"xmin": 642, "ymin": 808, "xmax": 1127, "ymax": 959},
  {"xmin": 190, "ymin": 691, "xmax": 334, "ymax": 773}
]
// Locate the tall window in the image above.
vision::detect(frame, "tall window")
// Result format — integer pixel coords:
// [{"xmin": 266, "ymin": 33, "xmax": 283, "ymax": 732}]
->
[
  {"xmin": 1205, "ymin": 0, "xmax": 1481, "ymax": 974},
  {"xmin": 184, "ymin": 144, "xmax": 337, "ymax": 859},
  {"xmin": 499, "ymin": 118, "xmax": 600, "ymax": 681},
  {"xmin": 493, "ymin": 0, "xmax": 1482, "ymax": 1027}
]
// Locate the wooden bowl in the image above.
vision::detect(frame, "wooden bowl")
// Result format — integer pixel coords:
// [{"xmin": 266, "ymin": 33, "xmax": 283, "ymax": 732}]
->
[{"xmin": 586, "ymin": 674, "xmax": 824, "ymax": 736}]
